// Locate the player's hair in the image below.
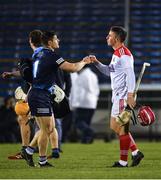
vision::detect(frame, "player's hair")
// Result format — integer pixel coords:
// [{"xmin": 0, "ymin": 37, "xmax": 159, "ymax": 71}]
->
[
  {"xmin": 29, "ymin": 30, "xmax": 42, "ymax": 47},
  {"xmin": 41, "ymin": 31, "xmax": 56, "ymax": 46},
  {"xmin": 110, "ymin": 26, "xmax": 127, "ymax": 42}
]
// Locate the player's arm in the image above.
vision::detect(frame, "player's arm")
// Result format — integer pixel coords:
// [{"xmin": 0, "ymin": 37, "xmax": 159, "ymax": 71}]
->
[
  {"xmin": 122, "ymin": 56, "xmax": 136, "ymax": 108},
  {"xmin": 1, "ymin": 70, "xmax": 21, "ymax": 79},
  {"xmin": 126, "ymin": 68, "xmax": 135, "ymax": 95},
  {"xmin": 89, "ymin": 55, "xmax": 110, "ymax": 76},
  {"xmin": 59, "ymin": 56, "xmax": 90, "ymax": 73},
  {"xmin": 126, "ymin": 68, "xmax": 136, "ymax": 109}
]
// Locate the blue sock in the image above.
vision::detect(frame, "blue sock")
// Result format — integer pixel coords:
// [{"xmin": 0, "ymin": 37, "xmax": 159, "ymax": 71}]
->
[
  {"xmin": 52, "ymin": 148, "xmax": 59, "ymax": 153},
  {"xmin": 26, "ymin": 146, "xmax": 35, "ymax": 155}
]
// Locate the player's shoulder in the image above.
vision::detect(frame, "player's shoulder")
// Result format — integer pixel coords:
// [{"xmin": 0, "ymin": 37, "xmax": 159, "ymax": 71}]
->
[
  {"xmin": 114, "ymin": 46, "xmax": 132, "ymax": 58},
  {"xmin": 43, "ymin": 48, "xmax": 60, "ymax": 58},
  {"xmin": 42, "ymin": 48, "xmax": 55, "ymax": 55},
  {"xmin": 41, "ymin": 48, "xmax": 64, "ymax": 65}
]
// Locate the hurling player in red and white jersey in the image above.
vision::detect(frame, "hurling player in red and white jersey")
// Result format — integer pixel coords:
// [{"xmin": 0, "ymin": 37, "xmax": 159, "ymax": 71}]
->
[{"xmin": 89, "ymin": 26, "xmax": 144, "ymax": 167}]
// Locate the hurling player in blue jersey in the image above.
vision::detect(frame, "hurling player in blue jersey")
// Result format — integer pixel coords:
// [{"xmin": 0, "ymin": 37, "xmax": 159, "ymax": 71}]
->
[
  {"xmin": 22, "ymin": 31, "xmax": 91, "ymax": 167},
  {"xmin": 3, "ymin": 30, "xmax": 60, "ymax": 161},
  {"xmin": 2, "ymin": 30, "xmax": 43, "ymax": 160}
]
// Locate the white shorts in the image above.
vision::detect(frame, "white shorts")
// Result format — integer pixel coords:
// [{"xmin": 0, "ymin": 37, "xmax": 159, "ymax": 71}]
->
[{"xmin": 111, "ymin": 96, "xmax": 126, "ymax": 118}]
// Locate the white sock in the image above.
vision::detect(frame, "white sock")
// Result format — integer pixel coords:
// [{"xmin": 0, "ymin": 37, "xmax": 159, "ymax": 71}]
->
[
  {"xmin": 39, "ymin": 160, "xmax": 47, "ymax": 165},
  {"xmin": 119, "ymin": 160, "xmax": 128, "ymax": 166},
  {"xmin": 132, "ymin": 149, "xmax": 139, "ymax": 156}
]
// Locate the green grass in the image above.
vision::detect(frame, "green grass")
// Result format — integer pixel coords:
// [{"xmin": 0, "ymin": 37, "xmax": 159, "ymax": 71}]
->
[{"xmin": 0, "ymin": 140, "xmax": 160, "ymax": 179}]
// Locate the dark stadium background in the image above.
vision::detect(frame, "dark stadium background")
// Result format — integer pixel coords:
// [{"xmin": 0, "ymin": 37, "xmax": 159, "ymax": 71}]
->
[{"xmin": 0, "ymin": 0, "xmax": 161, "ymax": 140}]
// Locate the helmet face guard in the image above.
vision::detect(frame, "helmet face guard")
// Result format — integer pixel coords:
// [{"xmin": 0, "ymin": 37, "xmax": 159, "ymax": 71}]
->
[{"xmin": 137, "ymin": 106, "xmax": 155, "ymax": 126}]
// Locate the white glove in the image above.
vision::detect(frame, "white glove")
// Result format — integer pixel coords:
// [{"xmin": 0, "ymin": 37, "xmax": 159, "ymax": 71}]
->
[
  {"xmin": 52, "ymin": 84, "xmax": 65, "ymax": 103},
  {"xmin": 15, "ymin": 86, "xmax": 27, "ymax": 101}
]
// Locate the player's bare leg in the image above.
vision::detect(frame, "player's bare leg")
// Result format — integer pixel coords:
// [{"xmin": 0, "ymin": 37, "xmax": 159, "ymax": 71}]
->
[
  {"xmin": 29, "ymin": 130, "xmax": 40, "ymax": 147},
  {"xmin": 110, "ymin": 117, "xmax": 122, "ymax": 135},
  {"xmin": 48, "ymin": 115, "xmax": 60, "ymax": 159},
  {"xmin": 18, "ymin": 115, "xmax": 30, "ymax": 147},
  {"xmin": 8, "ymin": 114, "xmax": 30, "ymax": 160},
  {"xmin": 22, "ymin": 116, "xmax": 54, "ymax": 167},
  {"xmin": 48, "ymin": 127, "xmax": 60, "ymax": 159},
  {"xmin": 27, "ymin": 117, "xmax": 60, "ymax": 159},
  {"xmin": 29, "ymin": 127, "xmax": 60, "ymax": 159},
  {"xmin": 37, "ymin": 117, "xmax": 53, "ymax": 156}
]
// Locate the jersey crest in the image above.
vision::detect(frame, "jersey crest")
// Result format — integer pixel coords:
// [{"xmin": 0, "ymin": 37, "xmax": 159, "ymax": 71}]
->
[{"xmin": 114, "ymin": 46, "xmax": 131, "ymax": 58}]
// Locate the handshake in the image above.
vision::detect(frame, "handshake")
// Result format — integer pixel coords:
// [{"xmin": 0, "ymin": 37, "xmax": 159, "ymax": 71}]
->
[{"xmin": 82, "ymin": 55, "xmax": 99, "ymax": 64}]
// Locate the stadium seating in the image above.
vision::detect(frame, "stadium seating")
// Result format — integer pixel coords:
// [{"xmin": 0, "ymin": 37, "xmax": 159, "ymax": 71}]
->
[
  {"xmin": 0, "ymin": 0, "xmax": 125, "ymax": 97},
  {"xmin": 0, "ymin": 0, "xmax": 160, "ymax": 98},
  {"xmin": 130, "ymin": 0, "xmax": 161, "ymax": 83}
]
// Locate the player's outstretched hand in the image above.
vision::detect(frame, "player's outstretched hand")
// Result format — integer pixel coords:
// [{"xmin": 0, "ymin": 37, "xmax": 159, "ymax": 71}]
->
[
  {"xmin": 89, "ymin": 55, "xmax": 99, "ymax": 63},
  {"xmin": 1, "ymin": 72, "xmax": 12, "ymax": 79},
  {"xmin": 83, "ymin": 56, "xmax": 91, "ymax": 64}
]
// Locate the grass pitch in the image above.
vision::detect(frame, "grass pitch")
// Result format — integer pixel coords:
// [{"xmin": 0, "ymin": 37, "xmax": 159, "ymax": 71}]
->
[{"xmin": 0, "ymin": 140, "xmax": 160, "ymax": 179}]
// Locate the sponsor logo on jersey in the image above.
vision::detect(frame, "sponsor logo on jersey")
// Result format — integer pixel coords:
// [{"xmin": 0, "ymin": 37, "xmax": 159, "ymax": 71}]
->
[{"xmin": 37, "ymin": 108, "xmax": 50, "ymax": 114}]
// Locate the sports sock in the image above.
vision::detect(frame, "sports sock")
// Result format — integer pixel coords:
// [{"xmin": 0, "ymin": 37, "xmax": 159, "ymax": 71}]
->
[
  {"xmin": 131, "ymin": 149, "xmax": 139, "ymax": 156},
  {"xmin": 119, "ymin": 134, "xmax": 131, "ymax": 161},
  {"xmin": 39, "ymin": 156, "xmax": 47, "ymax": 165},
  {"xmin": 119, "ymin": 160, "xmax": 128, "ymax": 166},
  {"xmin": 25, "ymin": 146, "xmax": 35, "ymax": 155},
  {"xmin": 52, "ymin": 148, "xmax": 59, "ymax": 153},
  {"xmin": 129, "ymin": 133, "xmax": 138, "ymax": 152}
]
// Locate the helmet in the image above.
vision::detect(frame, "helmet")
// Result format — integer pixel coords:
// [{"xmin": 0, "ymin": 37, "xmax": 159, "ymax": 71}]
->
[
  {"xmin": 15, "ymin": 101, "xmax": 30, "ymax": 116},
  {"xmin": 137, "ymin": 106, "xmax": 155, "ymax": 126},
  {"xmin": 18, "ymin": 58, "xmax": 33, "ymax": 83}
]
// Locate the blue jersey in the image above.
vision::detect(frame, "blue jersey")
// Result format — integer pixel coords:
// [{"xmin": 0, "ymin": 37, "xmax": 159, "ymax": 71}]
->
[{"xmin": 32, "ymin": 47, "xmax": 65, "ymax": 91}]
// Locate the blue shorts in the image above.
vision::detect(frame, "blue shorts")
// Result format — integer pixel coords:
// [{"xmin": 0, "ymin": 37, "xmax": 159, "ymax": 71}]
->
[{"xmin": 28, "ymin": 88, "xmax": 53, "ymax": 117}]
